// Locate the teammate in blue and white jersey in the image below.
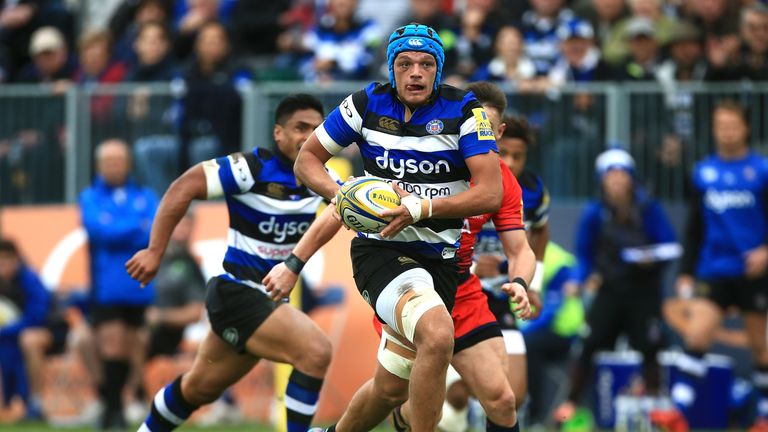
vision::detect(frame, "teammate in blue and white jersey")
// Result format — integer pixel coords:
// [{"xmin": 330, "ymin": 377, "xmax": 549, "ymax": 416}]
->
[
  {"xmin": 673, "ymin": 100, "xmax": 768, "ymax": 429},
  {"xmin": 295, "ymin": 23, "xmax": 504, "ymax": 432},
  {"xmin": 126, "ymin": 94, "xmax": 333, "ymax": 432}
]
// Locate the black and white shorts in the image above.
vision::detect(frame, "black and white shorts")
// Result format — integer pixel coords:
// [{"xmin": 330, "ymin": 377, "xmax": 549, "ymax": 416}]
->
[
  {"xmin": 350, "ymin": 237, "xmax": 459, "ymax": 318},
  {"xmin": 205, "ymin": 276, "xmax": 280, "ymax": 353}
]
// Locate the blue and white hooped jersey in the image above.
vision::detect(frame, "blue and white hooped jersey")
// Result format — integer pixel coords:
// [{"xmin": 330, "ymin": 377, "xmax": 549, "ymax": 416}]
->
[
  {"xmin": 202, "ymin": 148, "xmax": 333, "ymax": 291},
  {"xmin": 316, "ymin": 82, "xmax": 498, "ymax": 260},
  {"xmin": 692, "ymin": 151, "xmax": 768, "ymax": 279}
]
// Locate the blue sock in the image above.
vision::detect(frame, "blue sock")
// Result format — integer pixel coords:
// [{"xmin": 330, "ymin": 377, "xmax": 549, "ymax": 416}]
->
[
  {"xmin": 286, "ymin": 369, "xmax": 324, "ymax": 432},
  {"xmin": 486, "ymin": 419, "xmax": 520, "ymax": 432},
  {"xmin": 671, "ymin": 349, "xmax": 706, "ymax": 413},
  {"xmin": 140, "ymin": 376, "xmax": 198, "ymax": 432}
]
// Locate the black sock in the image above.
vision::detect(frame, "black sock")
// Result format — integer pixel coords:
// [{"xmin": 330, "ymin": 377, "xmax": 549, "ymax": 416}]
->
[
  {"xmin": 102, "ymin": 359, "xmax": 130, "ymax": 413},
  {"xmin": 486, "ymin": 419, "xmax": 519, "ymax": 432},
  {"xmin": 754, "ymin": 365, "xmax": 768, "ymax": 417}
]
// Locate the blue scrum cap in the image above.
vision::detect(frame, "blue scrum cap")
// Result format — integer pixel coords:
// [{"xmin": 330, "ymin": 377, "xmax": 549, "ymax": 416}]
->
[{"xmin": 387, "ymin": 23, "xmax": 444, "ymax": 90}]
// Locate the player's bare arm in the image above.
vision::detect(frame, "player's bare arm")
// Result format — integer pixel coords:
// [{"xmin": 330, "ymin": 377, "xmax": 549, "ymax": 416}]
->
[
  {"xmin": 498, "ymin": 229, "xmax": 535, "ymax": 319},
  {"xmin": 264, "ymin": 204, "xmax": 343, "ymax": 301},
  {"xmin": 295, "ymin": 133, "xmax": 341, "ymax": 201},
  {"xmin": 380, "ymin": 151, "xmax": 502, "ymax": 238},
  {"xmin": 125, "ymin": 164, "xmax": 207, "ymax": 286}
]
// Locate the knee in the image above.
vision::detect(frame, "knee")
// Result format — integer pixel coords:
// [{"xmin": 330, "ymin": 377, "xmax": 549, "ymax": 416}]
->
[
  {"xmin": 295, "ymin": 335, "xmax": 332, "ymax": 377},
  {"xmin": 375, "ymin": 379, "xmax": 409, "ymax": 408},
  {"xmin": 19, "ymin": 330, "xmax": 45, "ymax": 355},
  {"xmin": 484, "ymin": 388, "xmax": 518, "ymax": 427},
  {"xmin": 414, "ymin": 312, "xmax": 454, "ymax": 360}
]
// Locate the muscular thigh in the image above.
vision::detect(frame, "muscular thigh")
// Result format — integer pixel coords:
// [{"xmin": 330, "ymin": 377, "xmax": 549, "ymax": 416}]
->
[
  {"xmin": 451, "ymin": 337, "xmax": 509, "ymax": 403},
  {"xmin": 244, "ymin": 302, "xmax": 327, "ymax": 364},
  {"xmin": 184, "ymin": 330, "xmax": 259, "ymax": 397}
]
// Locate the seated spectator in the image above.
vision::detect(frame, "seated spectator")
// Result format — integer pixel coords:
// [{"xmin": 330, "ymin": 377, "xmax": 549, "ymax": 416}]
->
[
  {"xmin": 453, "ymin": 6, "xmax": 496, "ymax": 80},
  {"xmin": 707, "ymin": 4, "xmax": 768, "ymax": 81},
  {"xmin": 110, "ymin": 0, "xmax": 172, "ymax": 64},
  {"xmin": 16, "ymin": 26, "xmax": 75, "ymax": 85},
  {"xmin": 656, "ymin": 21, "xmax": 708, "ymax": 86},
  {"xmin": 172, "ymin": 0, "xmax": 229, "ymax": 61},
  {"xmin": 475, "ymin": 25, "xmax": 549, "ymax": 91},
  {"xmin": 0, "ymin": 238, "xmax": 50, "ymax": 418},
  {"xmin": 604, "ymin": 0, "xmax": 678, "ymax": 64},
  {"xmin": 618, "ymin": 17, "xmax": 661, "ymax": 81},
  {"xmin": 123, "ymin": 21, "xmax": 180, "ymax": 195},
  {"xmin": 573, "ymin": 0, "xmax": 630, "ymax": 65},
  {"xmin": 179, "ymin": 20, "xmax": 250, "ymax": 169},
  {"xmin": 520, "ymin": 0, "xmax": 575, "ymax": 76},
  {"xmin": 548, "ymin": 19, "xmax": 615, "ymax": 85},
  {"xmin": 300, "ymin": 0, "xmax": 381, "ymax": 82},
  {"xmin": 399, "ymin": 0, "xmax": 460, "ymax": 77}
]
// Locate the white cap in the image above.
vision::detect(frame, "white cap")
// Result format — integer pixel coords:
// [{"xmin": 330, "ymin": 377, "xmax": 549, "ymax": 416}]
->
[
  {"xmin": 29, "ymin": 26, "xmax": 66, "ymax": 56},
  {"xmin": 596, "ymin": 148, "xmax": 635, "ymax": 178}
]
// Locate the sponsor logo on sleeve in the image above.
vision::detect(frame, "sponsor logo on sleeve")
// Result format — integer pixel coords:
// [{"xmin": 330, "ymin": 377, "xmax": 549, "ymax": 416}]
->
[{"xmin": 471, "ymin": 108, "xmax": 495, "ymax": 141}]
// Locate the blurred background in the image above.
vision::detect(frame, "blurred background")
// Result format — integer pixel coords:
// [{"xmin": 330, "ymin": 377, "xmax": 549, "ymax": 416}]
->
[{"xmin": 0, "ymin": 0, "xmax": 767, "ymax": 430}]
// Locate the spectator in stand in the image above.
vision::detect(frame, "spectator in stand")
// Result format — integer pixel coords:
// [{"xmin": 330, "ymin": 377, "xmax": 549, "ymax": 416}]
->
[
  {"xmin": 179, "ymin": 20, "xmax": 250, "ymax": 170},
  {"xmin": 548, "ymin": 19, "xmax": 615, "ymax": 86},
  {"xmin": 453, "ymin": 6, "xmax": 496, "ymax": 81},
  {"xmin": 680, "ymin": 0, "xmax": 740, "ymax": 71},
  {"xmin": 16, "ymin": 26, "xmax": 75, "ymax": 84},
  {"xmin": 0, "ymin": 238, "xmax": 50, "ymax": 421},
  {"xmin": 553, "ymin": 149, "xmax": 678, "ymax": 423},
  {"xmin": 656, "ymin": 22, "xmax": 708, "ymax": 85},
  {"xmin": 124, "ymin": 20, "xmax": 180, "ymax": 195},
  {"xmin": 605, "ymin": 0, "xmax": 678, "ymax": 65},
  {"xmin": 520, "ymin": 0, "xmax": 575, "ymax": 76},
  {"xmin": 572, "ymin": 0, "xmax": 630, "ymax": 65},
  {"xmin": 618, "ymin": 17, "xmax": 661, "ymax": 81},
  {"xmin": 708, "ymin": 3, "xmax": 768, "ymax": 81},
  {"xmin": 300, "ymin": 0, "xmax": 381, "ymax": 82},
  {"xmin": 172, "ymin": 0, "xmax": 230, "ymax": 61},
  {"xmin": 475, "ymin": 26, "xmax": 551, "ymax": 91},
  {"xmin": 399, "ymin": 0, "xmax": 460, "ymax": 78},
  {"xmin": 109, "ymin": 0, "xmax": 172, "ymax": 64},
  {"xmin": 74, "ymin": 29, "xmax": 127, "ymax": 137},
  {"xmin": 80, "ymin": 139, "xmax": 158, "ymax": 430}
]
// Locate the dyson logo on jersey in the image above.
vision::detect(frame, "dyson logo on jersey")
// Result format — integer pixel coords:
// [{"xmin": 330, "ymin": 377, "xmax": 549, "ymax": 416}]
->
[
  {"xmin": 375, "ymin": 149, "xmax": 451, "ymax": 179},
  {"xmin": 258, "ymin": 217, "xmax": 311, "ymax": 242},
  {"xmin": 704, "ymin": 189, "xmax": 755, "ymax": 213}
]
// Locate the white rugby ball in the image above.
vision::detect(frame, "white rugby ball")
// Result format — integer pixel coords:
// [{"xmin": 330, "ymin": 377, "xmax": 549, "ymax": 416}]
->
[{"xmin": 335, "ymin": 177, "xmax": 401, "ymax": 233}]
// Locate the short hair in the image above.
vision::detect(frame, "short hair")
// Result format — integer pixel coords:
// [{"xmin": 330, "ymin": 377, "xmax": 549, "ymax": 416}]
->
[
  {"xmin": 78, "ymin": 29, "xmax": 112, "ymax": 53},
  {"xmin": 501, "ymin": 115, "xmax": 536, "ymax": 146},
  {"xmin": 136, "ymin": 20, "xmax": 171, "ymax": 43},
  {"xmin": 714, "ymin": 99, "xmax": 749, "ymax": 126},
  {"xmin": 0, "ymin": 239, "xmax": 19, "ymax": 256},
  {"xmin": 466, "ymin": 81, "xmax": 508, "ymax": 114},
  {"xmin": 95, "ymin": 138, "xmax": 130, "ymax": 161},
  {"xmin": 274, "ymin": 94, "xmax": 324, "ymax": 125}
]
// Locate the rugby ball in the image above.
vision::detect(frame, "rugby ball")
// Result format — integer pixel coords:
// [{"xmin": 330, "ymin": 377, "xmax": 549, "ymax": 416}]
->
[{"xmin": 335, "ymin": 177, "xmax": 401, "ymax": 233}]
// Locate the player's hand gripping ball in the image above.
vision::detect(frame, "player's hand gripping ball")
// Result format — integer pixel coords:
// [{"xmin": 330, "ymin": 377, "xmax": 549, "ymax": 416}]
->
[{"xmin": 335, "ymin": 177, "xmax": 401, "ymax": 233}]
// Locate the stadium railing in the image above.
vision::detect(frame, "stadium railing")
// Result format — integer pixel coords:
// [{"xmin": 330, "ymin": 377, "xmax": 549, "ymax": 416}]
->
[{"xmin": 1, "ymin": 81, "xmax": 767, "ymax": 206}]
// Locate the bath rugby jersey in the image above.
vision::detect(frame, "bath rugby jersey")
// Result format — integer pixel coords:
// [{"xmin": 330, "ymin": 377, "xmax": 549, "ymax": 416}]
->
[
  {"xmin": 316, "ymin": 82, "xmax": 498, "ymax": 260},
  {"xmin": 682, "ymin": 151, "xmax": 768, "ymax": 279},
  {"xmin": 455, "ymin": 158, "xmax": 525, "ymax": 279},
  {"xmin": 203, "ymin": 148, "xmax": 336, "ymax": 291}
]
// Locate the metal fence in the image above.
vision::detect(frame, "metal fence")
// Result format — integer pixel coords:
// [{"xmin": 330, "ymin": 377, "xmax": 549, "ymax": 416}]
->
[{"xmin": 1, "ymin": 81, "xmax": 767, "ymax": 205}]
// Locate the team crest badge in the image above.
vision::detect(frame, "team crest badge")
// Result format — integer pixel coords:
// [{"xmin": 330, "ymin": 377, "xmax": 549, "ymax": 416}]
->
[
  {"xmin": 222, "ymin": 327, "xmax": 239, "ymax": 346},
  {"xmin": 426, "ymin": 119, "xmax": 443, "ymax": 135}
]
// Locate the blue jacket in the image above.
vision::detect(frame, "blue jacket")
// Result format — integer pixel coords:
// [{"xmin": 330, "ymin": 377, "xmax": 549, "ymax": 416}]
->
[
  {"xmin": 80, "ymin": 177, "xmax": 158, "ymax": 305},
  {"xmin": 572, "ymin": 189, "xmax": 677, "ymax": 284},
  {"xmin": 0, "ymin": 265, "xmax": 50, "ymax": 342}
]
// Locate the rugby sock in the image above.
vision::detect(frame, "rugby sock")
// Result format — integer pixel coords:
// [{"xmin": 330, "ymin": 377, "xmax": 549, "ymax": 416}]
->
[
  {"xmin": 286, "ymin": 369, "xmax": 324, "ymax": 432},
  {"xmin": 102, "ymin": 359, "xmax": 129, "ymax": 423},
  {"xmin": 486, "ymin": 419, "xmax": 520, "ymax": 432},
  {"xmin": 753, "ymin": 365, "xmax": 768, "ymax": 418},
  {"xmin": 141, "ymin": 375, "xmax": 198, "ymax": 432}
]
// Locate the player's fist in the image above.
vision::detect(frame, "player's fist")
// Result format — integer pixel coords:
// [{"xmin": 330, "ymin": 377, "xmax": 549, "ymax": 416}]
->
[{"xmin": 125, "ymin": 248, "xmax": 163, "ymax": 287}]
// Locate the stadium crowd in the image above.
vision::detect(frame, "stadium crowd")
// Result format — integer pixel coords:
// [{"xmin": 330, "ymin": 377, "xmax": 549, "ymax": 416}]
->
[{"xmin": 0, "ymin": 0, "xmax": 768, "ymax": 432}]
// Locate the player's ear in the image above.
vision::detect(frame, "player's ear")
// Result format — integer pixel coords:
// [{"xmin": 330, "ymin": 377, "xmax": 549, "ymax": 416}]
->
[
  {"xmin": 273, "ymin": 123, "xmax": 283, "ymax": 144},
  {"xmin": 496, "ymin": 122, "xmax": 507, "ymax": 141}
]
